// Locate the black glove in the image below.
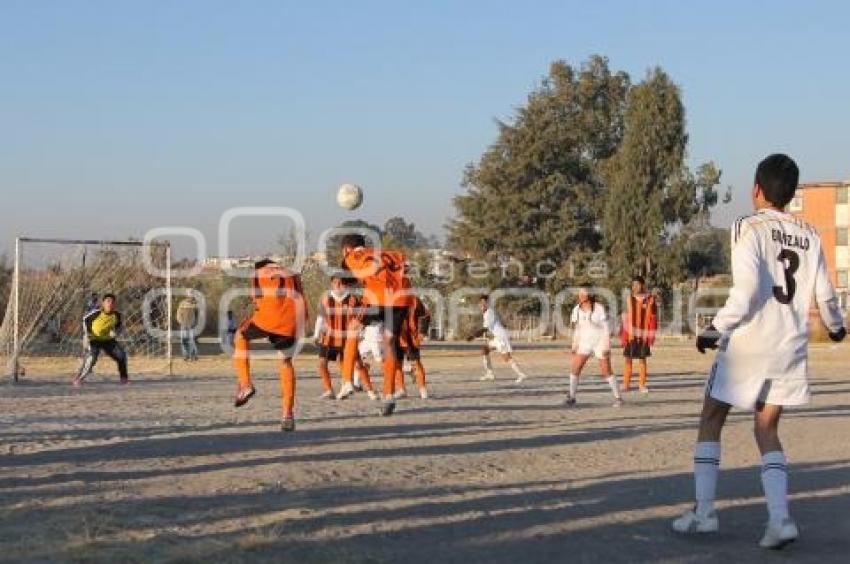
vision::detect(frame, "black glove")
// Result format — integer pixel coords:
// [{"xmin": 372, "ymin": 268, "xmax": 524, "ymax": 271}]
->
[
  {"xmin": 696, "ymin": 324, "xmax": 721, "ymax": 354},
  {"xmin": 829, "ymin": 327, "xmax": 846, "ymax": 343}
]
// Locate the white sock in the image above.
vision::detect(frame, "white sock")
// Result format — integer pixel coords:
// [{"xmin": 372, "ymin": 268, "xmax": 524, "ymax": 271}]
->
[
  {"xmin": 509, "ymin": 359, "xmax": 526, "ymax": 378},
  {"xmin": 694, "ymin": 441, "xmax": 720, "ymax": 517},
  {"xmin": 353, "ymin": 369, "xmax": 362, "ymax": 387},
  {"xmin": 606, "ymin": 376, "xmax": 620, "ymax": 399},
  {"xmin": 761, "ymin": 451, "xmax": 790, "ymax": 524},
  {"xmin": 569, "ymin": 374, "xmax": 578, "ymax": 398},
  {"xmin": 483, "ymin": 355, "xmax": 493, "ymax": 372}
]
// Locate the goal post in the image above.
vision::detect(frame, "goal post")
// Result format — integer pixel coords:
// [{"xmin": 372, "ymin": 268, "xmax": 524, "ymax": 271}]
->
[{"xmin": 1, "ymin": 236, "xmax": 173, "ymax": 382}]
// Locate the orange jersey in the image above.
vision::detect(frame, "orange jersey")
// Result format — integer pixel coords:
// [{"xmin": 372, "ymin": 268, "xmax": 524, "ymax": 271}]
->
[
  {"xmin": 400, "ymin": 297, "xmax": 431, "ymax": 349},
  {"xmin": 343, "ymin": 247, "xmax": 411, "ymax": 307},
  {"xmin": 621, "ymin": 293, "xmax": 657, "ymax": 345},
  {"xmin": 318, "ymin": 292, "xmax": 360, "ymax": 348},
  {"xmin": 250, "ymin": 263, "xmax": 307, "ymax": 337}
]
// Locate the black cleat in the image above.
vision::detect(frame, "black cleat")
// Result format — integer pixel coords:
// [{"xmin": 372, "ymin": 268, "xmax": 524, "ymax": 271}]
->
[
  {"xmin": 379, "ymin": 401, "xmax": 396, "ymax": 417},
  {"xmin": 281, "ymin": 417, "xmax": 296, "ymax": 432},
  {"xmin": 234, "ymin": 385, "xmax": 256, "ymax": 407}
]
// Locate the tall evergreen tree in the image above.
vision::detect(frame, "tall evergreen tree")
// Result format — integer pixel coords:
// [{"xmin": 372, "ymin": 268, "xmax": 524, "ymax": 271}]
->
[
  {"xmin": 600, "ymin": 68, "xmax": 723, "ymax": 289},
  {"xmin": 449, "ymin": 55, "xmax": 630, "ymax": 292}
]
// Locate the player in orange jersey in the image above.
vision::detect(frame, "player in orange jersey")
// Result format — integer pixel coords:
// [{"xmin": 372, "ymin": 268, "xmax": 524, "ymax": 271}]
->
[
  {"xmin": 233, "ymin": 259, "xmax": 307, "ymax": 432},
  {"xmin": 337, "ymin": 233, "xmax": 411, "ymax": 416},
  {"xmin": 620, "ymin": 275, "xmax": 657, "ymax": 393},
  {"xmin": 394, "ymin": 295, "xmax": 431, "ymax": 399},
  {"xmin": 314, "ymin": 274, "xmax": 378, "ymax": 401}
]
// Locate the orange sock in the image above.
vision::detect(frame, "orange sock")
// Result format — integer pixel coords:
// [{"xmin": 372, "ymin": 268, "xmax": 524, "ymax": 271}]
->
[
  {"xmin": 622, "ymin": 358, "xmax": 633, "ymax": 390},
  {"xmin": 318, "ymin": 361, "xmax": 333, "ymax": 393},
  {"xmin": 279, "ymin": 360, "xmax": 295, "ymax": 418},
  {"xmin": 394, "ymin": 366, "xmax": 405, "ymax": 390},
  {"xmin": 357, "ymin": 361, "xmax": 374, "ymax": 392},
  {"xmin": 638, "ymin": 360, "xmax": 648, "ymax": 389},
  {"xmin": 382, "ymin": 353, "xmax": 398, "ymax": 398},
  {"xmin": 234, "ymin": 333, "xmax": 252, "ymax": 389},
  {"xmin": 414, "ymin": 360, "xmax": 426, "ymax": 389},
  {"xmin": 341, "ymin": 336, "xmax": 358, "ymax": 384}
]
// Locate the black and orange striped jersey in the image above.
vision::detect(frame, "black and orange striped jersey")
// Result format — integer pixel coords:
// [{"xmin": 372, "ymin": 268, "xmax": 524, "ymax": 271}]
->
[
  {"xmin": 249, "ymin": 260, "xmax": 308, "ymax": 337},
  {"xmin": 621, "ymin": 293, "xmax": 657, "ymax": 344},
  {"xmin": 318, "ymin": 292, "xmax": 360, "ymax": 348},
  {"xmin": 400, "ymin": 297, "xmax": 431, "ymax": 349}
]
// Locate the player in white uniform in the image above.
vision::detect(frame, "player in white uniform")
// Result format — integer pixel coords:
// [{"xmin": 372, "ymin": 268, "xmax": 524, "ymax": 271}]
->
[
  {"xmin": 353, "ymin": 322, "xmax": 383, "ymax": 395},
  {"xmin": 672, "ymin": 154, "xmax": 847, "ymax": 549},
  {"xmin": 565, "ymin": 285, "xmax": 622, "ymax": 407},
  {"xmin": 467, "ymin": 294, "xmax": 528, "ymax": 383}
]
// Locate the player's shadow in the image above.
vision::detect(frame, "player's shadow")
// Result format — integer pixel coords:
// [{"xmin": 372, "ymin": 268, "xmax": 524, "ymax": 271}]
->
[{"xmin": 6, "ymin": 459, "xmax": 849, "ymax": 563}]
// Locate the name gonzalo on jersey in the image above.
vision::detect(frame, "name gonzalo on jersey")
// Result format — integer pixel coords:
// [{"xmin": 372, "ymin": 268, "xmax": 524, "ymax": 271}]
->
[{"xmin": 772, "ymin": 229, "xmax": 810, "ymax": 251}]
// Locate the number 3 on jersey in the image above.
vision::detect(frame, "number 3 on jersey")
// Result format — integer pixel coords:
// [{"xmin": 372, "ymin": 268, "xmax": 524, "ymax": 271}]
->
[{"xmin": 773, "ymin": 248, "xmax": 799, "ymax": 304}]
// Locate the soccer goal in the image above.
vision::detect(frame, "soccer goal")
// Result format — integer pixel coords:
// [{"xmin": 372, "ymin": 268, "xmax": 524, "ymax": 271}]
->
[{"xmin": 0, "ymin": 237, "xmax": 173, "ymax": 382}]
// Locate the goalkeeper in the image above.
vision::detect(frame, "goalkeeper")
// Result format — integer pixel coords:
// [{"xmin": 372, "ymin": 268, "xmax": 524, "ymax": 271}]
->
[{"xmin": 73, "ymin": 293, "xmax": 129, "ymax": 387}]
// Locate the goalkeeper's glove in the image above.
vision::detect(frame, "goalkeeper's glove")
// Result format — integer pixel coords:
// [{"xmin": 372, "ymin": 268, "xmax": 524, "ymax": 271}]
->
[
  {"xmin": 829, "ymin": 326, "xmax": 846, "ymax": 343},
  {"xmin": 696, "ymin": 324, "xmax": 721, "ymax": 354}
]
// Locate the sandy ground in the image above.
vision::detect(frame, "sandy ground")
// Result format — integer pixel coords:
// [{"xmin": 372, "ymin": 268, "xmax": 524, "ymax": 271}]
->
[{"xmin": 1, "ymin": 343, "xmax": 849, "ymax": 563}]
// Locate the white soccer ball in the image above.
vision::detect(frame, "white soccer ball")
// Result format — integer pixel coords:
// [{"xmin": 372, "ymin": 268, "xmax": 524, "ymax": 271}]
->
[{"xmin": 336, "ymin": 183, "xmax": 363, "ymax": 211}]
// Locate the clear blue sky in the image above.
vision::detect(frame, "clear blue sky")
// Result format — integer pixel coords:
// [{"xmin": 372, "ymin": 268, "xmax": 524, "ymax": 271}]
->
[{"xmin": 2, "ymin": 0, "xmax": 849, "ymax": 258}]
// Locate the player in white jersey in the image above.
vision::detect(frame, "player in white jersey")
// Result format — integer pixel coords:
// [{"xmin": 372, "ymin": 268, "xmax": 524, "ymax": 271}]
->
[
  {"xmin": 565, "ymin": 284, "xmax": 622, "ymax": 408},
  {"xmin": 672, "ymin": 154, "xmax": 847, "ymax": 550},
  {"xmin": 467, "ymin": 294, "xmax": 528, "ymax": 383},
  {"xmin": 353, "ymin": 322, "xmax": 383, "ymax": 395}
]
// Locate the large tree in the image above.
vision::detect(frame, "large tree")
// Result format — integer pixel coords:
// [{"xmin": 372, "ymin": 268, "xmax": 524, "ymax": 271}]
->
[
  {"xmin": 449, "ymin": 55, "xmax": 630, "ymax": 292},
  {"xmin": 600, "ymin": 68, "xmax": 723, "ymax": 289}
]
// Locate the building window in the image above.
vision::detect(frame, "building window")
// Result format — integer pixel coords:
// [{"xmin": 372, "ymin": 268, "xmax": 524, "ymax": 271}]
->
[
  {"xmin": 839, "ymin": 187, "xmax": 849, "ymax": 205},
  {"xmin": 789, "ymin": 194, "xmax": 803, "ymax": 212},
  {"xmin": 838, "ymin": 228, "xmax": 849, "ymax": 246},
  {"xmin": 838, "ymin": 270, "xmax": 849, "ymax": 288}
]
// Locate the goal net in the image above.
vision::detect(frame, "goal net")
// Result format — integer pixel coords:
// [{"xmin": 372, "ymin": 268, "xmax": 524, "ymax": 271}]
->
[{"xmin": 0, "ymin": 237, "xmax": 173, "ymax": 381}]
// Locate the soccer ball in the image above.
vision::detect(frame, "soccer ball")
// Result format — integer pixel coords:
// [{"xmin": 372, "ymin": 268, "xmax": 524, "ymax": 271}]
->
[{"xmin": 336, "ymin": 183, "xmax": 363, "ymax": 211}]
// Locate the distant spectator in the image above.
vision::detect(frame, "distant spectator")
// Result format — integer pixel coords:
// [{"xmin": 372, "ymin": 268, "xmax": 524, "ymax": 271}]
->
[{"xmin": 176, "ymin": 296, "xmax": 199, "ymax": 361}]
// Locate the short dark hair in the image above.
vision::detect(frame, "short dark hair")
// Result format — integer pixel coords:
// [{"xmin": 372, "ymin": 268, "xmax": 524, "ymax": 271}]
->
[
  {"xmin": 340, "ymin": 233, "xmax": 366, "ymax": 249},
  {"xmin": 479, "ymin": 294, "xmax": 490, "ymax": 302},
  {"xmin": 631, "ymin": 275, "xmax": 645, "ymax": 285},
  {"xmin": 755, "ymin": 153, "xmax": 799, "ymax": 208},
  {"xmin": 102, "ymin": 293, "xmax": 116, "ymax": 301},
  {"xmin": 254, "ymin": 258, "xmax": 277, "ymax": 269}
]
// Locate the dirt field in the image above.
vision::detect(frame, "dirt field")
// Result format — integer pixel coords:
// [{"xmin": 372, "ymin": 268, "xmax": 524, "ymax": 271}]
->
[{"xmin": 2, "ymin": 343, "xmax": 849, "ymax": 563}]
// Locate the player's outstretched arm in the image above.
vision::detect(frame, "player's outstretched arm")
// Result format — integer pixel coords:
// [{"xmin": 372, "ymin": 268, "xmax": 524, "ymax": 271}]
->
[{"xmin": 814, "ymin": 248, "xmax": 847, "ymax": 342}]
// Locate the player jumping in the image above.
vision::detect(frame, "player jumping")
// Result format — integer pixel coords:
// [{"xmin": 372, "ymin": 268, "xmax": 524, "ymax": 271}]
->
[
  {"xmin": 671, "ymin": 154, "xmax": 847, "ymax": 549},
  {"xmin": 565, "ymin": 284, "xmax": 622, "ymax": 408},
  {"xmin": 468, "ymin": 294, "xmax": 528, "ymax": 383},
  {"xmin": 337, "ymin": 234, "xmax": 412, "ymax": 416},
  {"xmin": 232, "ymin": 259, "xmax": 307, "ymax": 432}
]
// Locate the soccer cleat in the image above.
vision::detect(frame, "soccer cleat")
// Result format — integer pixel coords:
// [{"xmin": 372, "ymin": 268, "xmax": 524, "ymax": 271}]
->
[
  {"xmin": 563, "ymin": 395, "xmax": 577, "ymax": 407},
  {"xmin": 514, "ymin": 373, "xmax": 526, "ymax": 384},
  {"xmin": 234, "ymin": 385, "xmax": 256, "ymax": 407},
  {"xmin": 379, "ymin": 400, "xmax": 396, "ymax": 417},
  {"xmin": 119, "ymin": 378, "xmax": 130, "ymax": 386},
  {"xmin": 639, "ymin": 387, "xmax": 650, "ymax": 394},
  {"xmin": 366, "ymin": 390, "xmax": 379, "ymax": 401},
  {"xmin": 479, "ymin": 371, "xmax": 496, "ymax": 381},
  {"xmin": 336, "ymin": 382, "xmax": 355, "ymax": 400},
  {"xmin": 612, "ymin": 398, "xmax": 624, "ymax": 408},
  {"xmin": 71, "ymin": 376, "xmax": 84, "ymax": 389},
  {"xmin": 671, "ymin": 509, "xmax": 719, "ymax": 534},
  {"xmin": 353, "ymin": 384, "xmax": 364, "ymax": 392},
  {"xmin": 418, "ymin": 387, "xmax": 428, "ymax": 399},
  {"xmin": 320, "ymin": 390, "xmax": 335, "ymax": 400},
  {"xmin": 281, "ymin": 417, "xmax": 296, "ymax": 432},
  {"xmin": 759, "ymin": 519, "xmax": 798, "ymax": 550},
  {"xmin": 393, "ymin": 388, "xmax": 408, "ymax": 400}
]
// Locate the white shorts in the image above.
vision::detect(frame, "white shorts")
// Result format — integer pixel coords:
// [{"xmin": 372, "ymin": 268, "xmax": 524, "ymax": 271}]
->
[
  {"xmin": 358, "ymin": 339, "xmax": 383, "ymax": 363},
  {"xmin": 574, "ymin": 334, "xmax": 610, "ymax": 360},
  {"xmin": 488, "ymin": 338, "xmax": 512, "ymax": 355},
  {"xmin": 706, "ymin": 359, "xmax": 810, "ymax": 409}
]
